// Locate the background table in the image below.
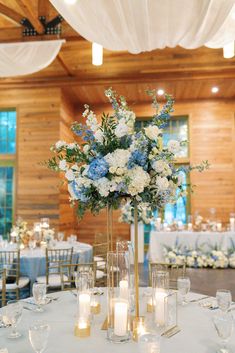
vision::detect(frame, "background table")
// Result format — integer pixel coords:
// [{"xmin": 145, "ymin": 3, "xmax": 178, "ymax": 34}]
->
[
  {"xmin": 1, "ymin": 289, "xmax": 234, "ymax": 353},
  {"xmin": 149, "ymin": 231, "xmax": 235, "ymax": 261},
  {"xmin": 1, "ymin": 241, "xmax": 93, "ymax": 284}
]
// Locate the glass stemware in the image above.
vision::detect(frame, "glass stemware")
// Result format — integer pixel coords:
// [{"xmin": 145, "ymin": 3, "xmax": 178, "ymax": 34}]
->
[
  {"xmin": 5, "ymin": 300, "xmax": 22, "ymax": 339},
  {"xmin": 216, "ymin": 290, "xmax": 232, "ymax": 312},
  {"xmin": 29, "ymin": 321, "xmax": 50, "ymax": 353},
  {"xmin": 29, "ymin": 239, "xmax": 36, "ymax": 252},
  {"xmin": 57, "ymin": 232, "xmax": 64, "ymax": 242},
  {"xmin": 177, "ymin": 277, "xmax": 190, "ymax": 305},
  {"xmin": 33, "ymin": 283, "xmax": 47, "ymax": 312},
  {"xmin": 213, "ymin": 312, "xmax": 233, "ymax": 353}
]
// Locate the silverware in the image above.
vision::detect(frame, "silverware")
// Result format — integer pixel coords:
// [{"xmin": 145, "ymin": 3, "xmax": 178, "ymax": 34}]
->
[
  {"xmin": 162, "ymin": 325, "xmax": 181, "ymax": 338},
  {"xmin": 190, "ymin": 296, "xmax": 211, "ymax": 303},
  {"xmin": 23, "ymin": 306, "xmax": 35, "ymax": 311}
]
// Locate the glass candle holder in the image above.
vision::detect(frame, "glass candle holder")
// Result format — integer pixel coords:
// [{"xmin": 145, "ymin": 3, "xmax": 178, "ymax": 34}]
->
[
  {"xmin": 107, "ymin": 251, "xmax": 131, "ymax": 343},
  {"xmin": 40, "ymin": 218, "xmax": 50, "ymax": 230},
  {"xmin": 90, "ymin": 292, "xmax": 101, "ymax": 315},
  {"xmin": 75, "ymin": 276, "xmax": 91, "ymax": 338},
  {"xmin": 152, "ymin": 271, "xmax": 169, "ymax": 329}
]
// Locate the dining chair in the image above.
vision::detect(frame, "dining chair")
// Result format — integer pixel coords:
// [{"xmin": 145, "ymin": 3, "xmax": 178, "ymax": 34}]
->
[
  {"xmin": 60, "ymin": 262, "xmax": 96, "ymax": 291},
  {"xmin": 0, "ymin": 268, "xmax": 6, "ymax": 307},
  {"xmin": 149, "ymin": 261, "xmax": 186, "ymax": 289},
  {"xmin": 36, "ymin": 247, "xmax": 73, "ymax": 289},
  {"xmin": 0, "ymin": 250, "xmax": 30, "ymax": 300}
]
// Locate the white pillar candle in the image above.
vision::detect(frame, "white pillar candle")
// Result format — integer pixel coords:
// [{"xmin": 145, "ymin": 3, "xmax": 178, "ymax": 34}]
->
[
  {"xmin": 79, "ymin": 293, "xmax": 91, "ymax": 319},
  {"xmin": 114, "ymin": 301, "xmax": 128, "ymax": 336},
  {"xmin": 217, "ymin": 222, "xmax": 222, "ymax": 232},
  {"xmin": 230, "ymin": 218, "xmax": 235, "ymax": 231},
  {"xmin": 188, "ymin": 223, "xmax": 193, "ymax": 231},
  {"xmin": 78, "ymin": 318, "xmax": 88, "ymax": 329},
  {"xmin": 119, "ymin": 280, "xmax": 129, "ymax": 300},
  {"xmin": 155, "ymin": 290, "xmax": 167, "ymax": 326}
]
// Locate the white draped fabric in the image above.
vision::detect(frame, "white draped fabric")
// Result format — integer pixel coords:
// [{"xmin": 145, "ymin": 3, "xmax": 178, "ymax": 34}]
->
[
  {"xmin": 50, "ymin": 0, "xmax": 235, "ymax": 54},
  {"xmin": 0, "ymin": 40, "xmax": 65, "ymax": 77}
]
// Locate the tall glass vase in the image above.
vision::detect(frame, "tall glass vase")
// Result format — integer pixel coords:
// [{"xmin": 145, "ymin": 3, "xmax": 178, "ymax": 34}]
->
[
  {"xmin": 107, "ymin": 251, "xmax": 131, "ymax": 343},
  {"xmin": 152, "ymin": 270, "xmax": 169, "ymax": 329},
  {"xmin": 107, "ymin": 204, "xmax": 113, "ymax": 251}
]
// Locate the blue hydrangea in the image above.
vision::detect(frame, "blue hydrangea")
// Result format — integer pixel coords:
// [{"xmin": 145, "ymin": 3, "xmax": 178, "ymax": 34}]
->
[
  {"xmin": 87, "ymin": 158, "xmax": 109, "ymax": 180},
  {"xmin": 70, "ymin": 181, "xmax": 90, "ymax": 202},
  {"xmin": 128, "ymin": 150, "xmax": 147, "ymax": 169}
]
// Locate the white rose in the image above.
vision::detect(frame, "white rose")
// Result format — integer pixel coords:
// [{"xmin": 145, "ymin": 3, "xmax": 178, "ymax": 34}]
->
[
  {"xmin": 94, "ymin": 129, "xmax": 104, "ymax": 143},
  {"xmin": 65, "ymin": 169, "xmax": 75, "ymax": 181},
  {"xmin": 144, "ymin": 125, "xmax": 161, "ymax": 140},
  {"xmin": 83, "ymin": 145, "xmax": 90, "ymax": 154},
  {"xmin": 116, "ymin": 167, "xmax": 124, "ymax": 175},
  {"xmin": 115, "ymin": 122, "xmax": 129, "ymax": 138},
  {"xmin": 156, "ymin": 176, "xmax": 169, "ymax": 191},
  {"xmin": 167, "ymin": 140, "xmax": 180, "ymax": 154},
  {"xmin": 67, "ymin": 143, "xmax": 76, "ymax": 149},
  {"xmin": 59, "ymin": 159, "xmax": 67, "ymax": 171}
]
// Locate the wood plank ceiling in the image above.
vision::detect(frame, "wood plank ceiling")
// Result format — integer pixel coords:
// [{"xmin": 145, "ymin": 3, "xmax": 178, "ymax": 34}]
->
[{"xmin": 0, "ymin": 0, "xmax": 234, "ymax": 107}]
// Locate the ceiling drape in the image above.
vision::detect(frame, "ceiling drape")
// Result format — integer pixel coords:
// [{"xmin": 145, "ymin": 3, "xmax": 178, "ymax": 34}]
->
[
  {"xmin": 0, "ymin": 40, "xmax": 65, "ymax": 77},
  {"xmin": 50, "ymin": 0, "xmax": 235, "ymax": 53}
]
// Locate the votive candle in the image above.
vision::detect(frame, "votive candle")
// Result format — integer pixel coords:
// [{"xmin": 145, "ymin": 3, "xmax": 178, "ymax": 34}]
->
[
  {"xmin": 155, "ymin": 290, "xmax": 167, "ymax": 326},
  {"xmin": 119, "ymin": 280, "xmax": 129, "ymax": 300},
  {"xmin": 114, "ymin": 301, "xmax": 128, "ymax": 336}
]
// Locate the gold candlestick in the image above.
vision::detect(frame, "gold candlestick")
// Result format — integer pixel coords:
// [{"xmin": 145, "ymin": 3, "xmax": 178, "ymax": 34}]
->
[{"xmin": 134, "ymin": 201, "xmax": 139, "ymax": 318}]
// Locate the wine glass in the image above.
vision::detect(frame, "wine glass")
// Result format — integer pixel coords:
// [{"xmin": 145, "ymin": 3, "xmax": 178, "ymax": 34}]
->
[
  {"xmin": 5, "ymin": 300, "xmax": 22, "ymax": 338},
  {"xmin": 29, "ymin": 239, "xmax": 36, "ymax": 252},
  {"xmin": 33, "ymin": 283, "xmax": 47, "ymax": 312},
  {"xmin": 213, "ymin": 312, "xmax": 233, "ymax": 353},
  {"xmin": 57, "ymin": 232, "xmax": 64, "ymax": 242},
  {"xmin": 177, "ymin": 277, "xmax": 191, "ymax": 305},
  {"xmin": 216, "ymin": 290, "xmax": 232, "ymax": 312},
  {"xmin": 139, "ymin": 333, "xmax": 160, "ymax": 353},
  {"xmin": 29, "ymin": 321, "xmax": 50, "ymax": 353}
]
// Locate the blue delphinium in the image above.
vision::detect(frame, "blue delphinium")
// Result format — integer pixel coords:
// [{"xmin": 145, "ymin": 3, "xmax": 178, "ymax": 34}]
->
[
  {"xmin": 128, "ymin": 150, "xmax": 148, "ymax": 169},
  {"xmin": 87, "ymin": 158, "xmax": 109, "ymax": 180}
]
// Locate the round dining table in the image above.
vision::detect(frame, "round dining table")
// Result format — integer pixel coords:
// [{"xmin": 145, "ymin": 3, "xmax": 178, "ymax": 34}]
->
[
  {"xmin": 1, "ymin": 241, "xmax": 93, "ymax": 284},
  {"xmin": 1, "ymin": 289, "xmax": 234, "ymax": 353}
]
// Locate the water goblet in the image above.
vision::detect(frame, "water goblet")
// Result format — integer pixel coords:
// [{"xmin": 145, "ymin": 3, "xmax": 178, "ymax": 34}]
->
[
  {"xmin": 216, "ymin": 290, "xmax": 232, "ymax": 312},
  {"xmin": 33, "ymin": 283, "xmax": 47, "ymax": 312},
  {"xmin": 5, "ymin": 300, "xmax": 22, "ymax": 339},
  {"xmin": 57, "ymin": 232, "xmax": 64, "ymax": 242},
  {"xmin": 29, "ymin": 321, "xmax": 50, "ymax": 353},
  {"xmin": 213, "ymin": 311, "xmax": 233, "ymax": 353},
  {"xmin": 177, "ymin": 276, "xmax": 190, "ymax": 305},
  {"xmin": 29, "ymin": 239, "xmax": 36, "ymax": 252}
]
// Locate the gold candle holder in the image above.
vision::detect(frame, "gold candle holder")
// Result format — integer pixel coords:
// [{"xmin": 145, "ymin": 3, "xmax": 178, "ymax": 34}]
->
[
  {"xmin": 132, "ymin": 317, "xmax": 146, "ymax": 342},
  {"xmin": 91, "ymin": 302, "xmax": 101, "ymax": 314},
  {"xmin": 147, "ymin": 303, "xmax": 154, "ymax": 313},
  {"xmin": 74, "ymin": 320, "xmax": 91, "ymax": 338}
]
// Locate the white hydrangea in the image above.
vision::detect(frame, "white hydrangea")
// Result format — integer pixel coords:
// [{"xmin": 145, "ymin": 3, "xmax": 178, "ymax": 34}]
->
[
  {"xmin": 156, "ymin": 176, "xmax": 169, "ymax": 191},
  {"xmin": 229, "ymin": 255, "xmax": 235, "ymax": 268},
  {"xmin": 55, "ymin": 140, "xmax": 66, "ymax": 149},
  {"xmin": 59, "ymin": 159, "xmax": 67, "ymax": 171},
  {"xmin": 152, "ymin": 160, "xmax": 172, "ymax": 176},
  {"xmin": 94, "ymin": 177, "xmax": 111, "ymax": 197},
  {"xmin": 76, "ymin": 176, "xmax": 92, "ymax": 188},
  {"xmin": 186, "ymin": 256, "xmax": 195, "ymax": 267},
  {"xmin": 167, "ymin": 140, "xmax": 180, "ymax": 154},
  {"xmin": 126, "ymin": 166, "xmax": 150, "ymax": 196},
  {"xmin": 65, "ymin": 169, "xmax": 75, "ymax": 181},
  {"xmin": 67, "ymin": 143, "xmax": 76, "ymax": 149},
  {"xmin": 83, "ymin": 145, "xmax": 90, "ymax": 154},
  {"xmin": 115, "ymin": 120, "xmax": 129, "ymax": 138},
  {"xmin": 144, "ymin": 125, "xmax": 161, "ymax": 140},
  {"xmin": 94, "ymin": 129, "xmax": 104, "ymax": 143},
  {"xmin": 105, "ymin": 149, "xmax": 131, "ymax": 172}
]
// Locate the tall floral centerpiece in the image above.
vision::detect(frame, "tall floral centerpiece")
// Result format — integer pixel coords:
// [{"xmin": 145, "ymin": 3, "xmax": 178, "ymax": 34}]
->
[{"xmin": 48, "ymin": 88, "xmax": 208, "ymax": 320}]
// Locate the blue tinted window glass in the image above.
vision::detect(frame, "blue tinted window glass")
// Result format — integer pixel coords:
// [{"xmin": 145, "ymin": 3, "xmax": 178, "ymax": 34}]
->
[
  {"xmin": 0, "ymin": 166, "xmax": 14, "ymax": 237},
  {"xmin": 0, "ymin": 110, "xmax": 16, "ymax": 154}
]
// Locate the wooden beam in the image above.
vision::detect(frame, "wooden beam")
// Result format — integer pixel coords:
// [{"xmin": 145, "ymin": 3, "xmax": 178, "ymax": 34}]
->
[
  {"xmin": 0, "ymin": 3, "xmax": 24, "ymax": 25},
  {"xmin": 17, "ymin": 0, "xmax": 44, "ymax": 34},
  {"xmin": 0, "ymin": 71, "xmax": 235, "ymax": 89},
  {"xmin": 38, "ymin": 0, "xmax": 49, "ymax": 18},
  {"xmin": 57, "ymin": 53, "xmax": 74, "ymax": 76}
]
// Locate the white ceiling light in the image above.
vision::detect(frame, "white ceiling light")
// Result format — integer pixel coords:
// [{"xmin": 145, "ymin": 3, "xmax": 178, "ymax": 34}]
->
[
  {"xmin": 92, "ymin": 43, "xmax": 103, "ymax": 66},
  {"xmin": 211, "ymin": 86, "xmax": 219, "ymax": 93},
  {"xmin": 157, "ymin": 89, "xmax": 165, "ymax": 96},
  {"xmin": 223, "ymin": 42, "xmax": 234, "ymax": 58},
  {"xmin": 64, "ymin": 0, "xmax": 77, "ymax": 4}
]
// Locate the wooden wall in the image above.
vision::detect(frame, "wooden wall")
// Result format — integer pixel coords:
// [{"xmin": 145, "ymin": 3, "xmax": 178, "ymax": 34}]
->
[
  {"xmin": 0, "ymin": 87, "xmax": 76, "ymax": 235},
  {"xmin": 75, "ymin": 98, "xmax": 235, "ymax": 243}
]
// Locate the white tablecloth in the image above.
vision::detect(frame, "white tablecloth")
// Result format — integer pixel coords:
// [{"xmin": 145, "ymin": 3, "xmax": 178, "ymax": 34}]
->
[
  {"xmin": 0, "ymin": 289, "xmax": 234, "ymax": 353},
  {"xmin": 0, "ymin": 241, "xmax": 93, "ymax": 284},
  {"xmin": 149, "ymin": 231, "xmax": 235, "ymax": 262}
]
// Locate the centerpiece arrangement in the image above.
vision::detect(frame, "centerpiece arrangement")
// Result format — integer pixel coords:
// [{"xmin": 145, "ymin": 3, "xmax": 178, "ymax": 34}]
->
[{"xmin": 48, "ymin": 88, "xmax": 208, "ymax": 341}]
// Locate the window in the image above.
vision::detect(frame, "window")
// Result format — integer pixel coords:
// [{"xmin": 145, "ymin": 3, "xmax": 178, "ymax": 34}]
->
[
  {"xmin": 135, "ymin": 116, "xmax": 190, "ymax": 232},
  {"xmin": 0, "ymin": 110, "xmax": 16, "ymax": 238}
]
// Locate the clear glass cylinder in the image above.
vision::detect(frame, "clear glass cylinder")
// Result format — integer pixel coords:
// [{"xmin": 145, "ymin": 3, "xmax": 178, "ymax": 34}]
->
[
  {"xmin": 107, "ymin": 251, "xmax": 131, "ymax": 343},
  {"xmin": 116, "ymin": 241, "xmax": 134, "ymax": 311},
  {"xmin": 75, "ymin": 272, "xmax": 91, "ymax": 338},
  {"xmin": 152, "ymin": 271, "xmax": 169, "ymax": 329}
]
